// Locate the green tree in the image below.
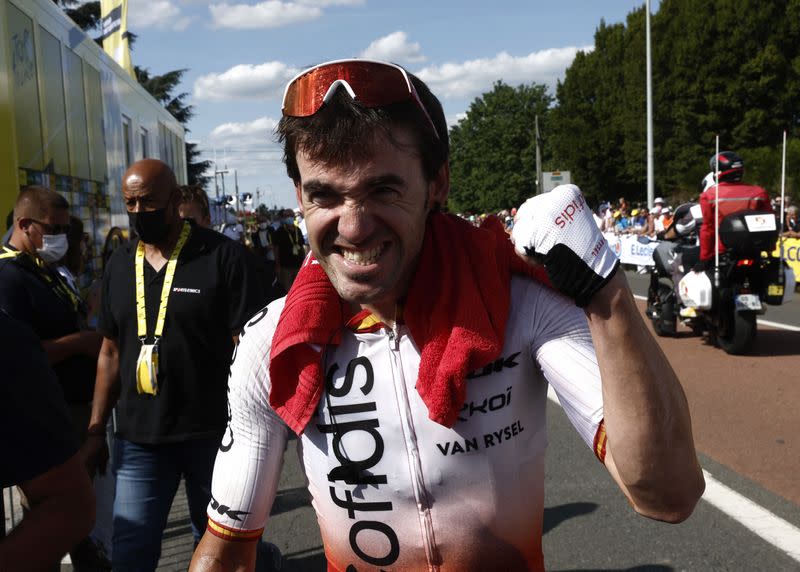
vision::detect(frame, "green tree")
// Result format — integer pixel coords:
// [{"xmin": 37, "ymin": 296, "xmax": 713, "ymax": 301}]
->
[
  {"xmin": 134, "ymin": 66, "xmax": 210, "ymax": 187},
  {"xmin": 550, "ymin": 15, "xmax": 645, "ymax": 204},
  {"xmin": 186, "ymin": 142, "xmax": 212, "ymax": 188},
  {"xmin": 552, "ymin": 0, "xmax": 800, "ymax": 203},
  {"xmin": 448, "ymin": 81, "xmax": 552, "ymax": 213},
  {"xmin": 51, "ymin": 0, "xmax": 100, "ymax": 33}
]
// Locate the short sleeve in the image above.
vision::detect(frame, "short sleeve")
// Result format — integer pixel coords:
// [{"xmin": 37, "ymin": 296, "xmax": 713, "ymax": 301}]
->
[
  {"xmin": 222, "ymin": 242, "xmax": 268, "ymax": 333},
  {"xmin": 527, "ymin": 284, "xmax": 604, "ymax": 450},
  {"xmin": 0, "ymin": 312, "xmax": 78, "ymax": 487},
  {"xmin": 0, "ymin": 262, "xmax": 34, "ymax": 325},
  {"xmin": 207, "ymin": 303, "xmax": 289, "ymax": 538},
  {"xmin": 97, "ymin": 253, "xmax": 119, "ymax": 339}
]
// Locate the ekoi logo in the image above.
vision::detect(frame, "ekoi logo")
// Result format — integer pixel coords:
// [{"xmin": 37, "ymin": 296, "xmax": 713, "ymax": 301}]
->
[{"xmin": 317, "ymin": 357, "xmax": 400, "ymax": 568}]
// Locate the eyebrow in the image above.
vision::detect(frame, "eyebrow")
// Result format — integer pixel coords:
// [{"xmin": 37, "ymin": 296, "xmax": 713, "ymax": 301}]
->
[{"xmin": 302, "ymin": 174, "xmax": 408, "ymax": 195}]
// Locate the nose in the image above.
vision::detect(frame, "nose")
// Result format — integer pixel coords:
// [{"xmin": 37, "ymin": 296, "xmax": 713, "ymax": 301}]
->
[{"xmin": 337, "ymin": 202, "xmax": 375, "ymax": 245}]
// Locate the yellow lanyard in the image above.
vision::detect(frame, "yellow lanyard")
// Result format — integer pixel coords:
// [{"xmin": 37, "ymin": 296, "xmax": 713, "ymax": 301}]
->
[
  {"xmin": 135, "ymin": 222, "xmax": 191, "ymax": 342},
  {"xmin": 1, "ymin": 246, "xmax": 81, "ymax": 313},
  {"xmin": 0, "ymin": 245, "xmax": 19, "ymax": 260}
]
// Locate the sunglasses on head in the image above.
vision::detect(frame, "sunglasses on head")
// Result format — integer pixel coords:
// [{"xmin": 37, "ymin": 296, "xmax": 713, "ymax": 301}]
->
[
  {"xmin": 281, "ymin": 59, "xmax": 439, "ymax": 139},
  {"xmin": 29, "ymin": 219, "xmax": 71, "ymax": 235}
]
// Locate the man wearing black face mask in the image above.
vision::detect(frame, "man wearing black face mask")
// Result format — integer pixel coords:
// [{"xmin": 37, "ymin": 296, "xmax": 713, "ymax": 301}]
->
[{"xmin": 82, "ymin": 159, "xmax": 268, "ymax": 571}]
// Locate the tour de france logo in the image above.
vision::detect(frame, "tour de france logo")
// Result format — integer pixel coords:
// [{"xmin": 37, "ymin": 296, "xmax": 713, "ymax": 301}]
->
[{"xmin": 11, "ymin": 29, "xmax": 35, "ymax": 88}]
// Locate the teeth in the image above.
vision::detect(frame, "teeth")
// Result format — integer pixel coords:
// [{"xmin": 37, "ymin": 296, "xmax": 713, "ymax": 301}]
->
[{"xmin": 341, "ymin": 245, "xmax": 384, "ymax": 265}]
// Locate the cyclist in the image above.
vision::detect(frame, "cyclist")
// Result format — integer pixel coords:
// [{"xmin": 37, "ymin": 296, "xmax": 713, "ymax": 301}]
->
[{"xmin": 190, "ymin": 59, "xmax": 704, "ymax": 572}]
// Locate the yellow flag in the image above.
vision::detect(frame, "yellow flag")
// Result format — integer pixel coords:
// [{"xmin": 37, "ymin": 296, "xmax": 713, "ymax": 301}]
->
[{"xmin": 100, "ymin": 0, "xmax": 134, "ymax": 78}]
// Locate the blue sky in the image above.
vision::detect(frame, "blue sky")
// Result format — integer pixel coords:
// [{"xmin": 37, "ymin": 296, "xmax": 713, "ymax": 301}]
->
[{"xmin": 126, "ymin": 0, "xmax": 660, "ymax": 209}]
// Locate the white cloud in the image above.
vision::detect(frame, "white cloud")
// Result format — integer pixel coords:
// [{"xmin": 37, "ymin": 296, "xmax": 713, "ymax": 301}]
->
[
  {"xmin": 359, "ymin": 31, "xmax": 425, "ymax": 64},
  {"xmin": 208, "ymin": 116, "xmax": 280, "ymax": 147},
  {"xmin": 415, "ymin": 46, "xmax": 592, "ymax": 99},
  {"xmin": 129, "ymin": 0, "xmax": 192, "ymax": 31},
  {"xmin": 193, "ymin": 61, "xmax": 299, "ymax": 101},
  {"xmin": 210, "ymin": 1, "xmax": 319, "ymax": 29},
  {"xmin": 201, "ymin": 117, "xmax": 285, "ymax": 180},
  {"xmin": 298, "ymin": 0, "xmax": 364, "ymax": 5},
  {"xmin": 209, "ymin": 0, "xmax": 363, "ymax": 29}
]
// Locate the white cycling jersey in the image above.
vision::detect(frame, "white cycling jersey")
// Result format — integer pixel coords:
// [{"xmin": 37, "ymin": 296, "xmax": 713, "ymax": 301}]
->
[{"xmin": 208, "ymin": 276, "xmax": 606, "ymax": 571}]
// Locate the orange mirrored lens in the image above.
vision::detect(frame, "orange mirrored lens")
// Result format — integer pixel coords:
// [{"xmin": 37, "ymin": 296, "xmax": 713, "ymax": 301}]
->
[{"xmin": 283, "ymin": 61, "xmax": 413, "ymax": 117}]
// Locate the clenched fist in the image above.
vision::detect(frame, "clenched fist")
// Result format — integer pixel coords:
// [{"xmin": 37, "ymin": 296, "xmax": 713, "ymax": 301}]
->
[{"xmin": 512, "ymin": 184, "xmax": 619, "ymax": 307}]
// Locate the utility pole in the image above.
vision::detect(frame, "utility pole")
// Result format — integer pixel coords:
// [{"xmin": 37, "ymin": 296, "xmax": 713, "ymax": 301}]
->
[
  {"xmin": 535, "ymin": 115, "xmax": 543, "ymax": 195},
  {"xmin": 646, "ymin": 0, "xmax": 654, "ymax": 209},
  {"xmin": 214, "ymin": 167, "xmax": 229, "ymax": 228}
]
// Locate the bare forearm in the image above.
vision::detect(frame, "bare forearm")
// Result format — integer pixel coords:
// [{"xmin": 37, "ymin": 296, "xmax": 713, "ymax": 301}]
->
[
  {"xmin": 89, "ymin": 341, "xmax": 121, "ymax": 430},
  {"xmin": 586, "ymin": 272, "xmax": 704, "ymax": 521},
  {"xmin": 41, "ymin": 333, "xmax": 83, "ymax": 365},
  {"xmin": 0, "ymin": 455, "xmax": 95, "ymax": 570},
  {"xmin": 189, "ymin": 534, "xmax": 257, "ymax": 572}
]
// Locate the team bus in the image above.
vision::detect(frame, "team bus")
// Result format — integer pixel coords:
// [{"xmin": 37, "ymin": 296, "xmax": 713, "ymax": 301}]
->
[{"xmin": 0, "ymin": 0, "xmax": 186, "ymax": 287}]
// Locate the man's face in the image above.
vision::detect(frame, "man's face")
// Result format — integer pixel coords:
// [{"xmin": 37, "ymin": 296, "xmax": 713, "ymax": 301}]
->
[
  {"xmin": 23, "ymin": 208, "xmax": 69, "ymax": 250},
  {"xmin": 123, "ymin": 174, "xmax": 177, "ymax": 218},
  {"xmin": 296, "ymin": 128, "xmax": 447, "ymax": 316}
]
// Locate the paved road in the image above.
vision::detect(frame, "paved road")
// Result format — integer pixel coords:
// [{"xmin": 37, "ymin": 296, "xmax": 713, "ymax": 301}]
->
[{"xmin": 32, "ymin": 268, "xmax": 797, "ymax": 570}]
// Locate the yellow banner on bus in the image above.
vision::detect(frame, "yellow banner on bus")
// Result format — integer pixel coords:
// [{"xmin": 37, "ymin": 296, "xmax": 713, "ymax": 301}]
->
[
  {"xmin": 773, "ymin": 237, "xmax": 800, "ymax": 278},
  {"xmin": 100, "ymin": 0, "xmax": 134, "ymax": 78}
]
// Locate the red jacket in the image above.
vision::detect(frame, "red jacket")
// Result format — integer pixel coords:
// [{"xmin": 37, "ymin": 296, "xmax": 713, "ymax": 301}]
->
[{"xmin": 699, "ymin": 182, "xmax": 772, "ymax": 260}]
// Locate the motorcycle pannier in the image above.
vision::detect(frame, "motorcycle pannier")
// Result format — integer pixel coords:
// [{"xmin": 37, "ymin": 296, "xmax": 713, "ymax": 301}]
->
[
  {"xmin": 678, "ymin": 270, "xmax": 713, "ymax": 309},
  {"xmin": 719, "ymin": 210, "xmax": 778, "ymax": 256}
]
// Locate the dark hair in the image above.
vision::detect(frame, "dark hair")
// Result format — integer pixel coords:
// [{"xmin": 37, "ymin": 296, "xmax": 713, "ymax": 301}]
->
[
  {"xmin": 13, "ymin": 185, "xmax": 69, "ymax": 220},
  {"xmin": 179, "ymin": 185, "xmax": 210, "ymax": 219},
  {"xmin": 278, "ymin": 69, "xmax": 449, "ymax": 185}
]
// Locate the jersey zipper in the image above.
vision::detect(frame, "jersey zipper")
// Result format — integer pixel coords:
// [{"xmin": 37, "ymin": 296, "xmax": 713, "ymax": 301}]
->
[{"xmin": 387, "ymin": 326, "xmax": 442, "ymax": 571}]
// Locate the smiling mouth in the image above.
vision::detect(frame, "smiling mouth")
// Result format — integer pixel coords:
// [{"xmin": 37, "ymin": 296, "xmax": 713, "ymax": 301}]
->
[{"xmin": 336, "ymin": 243, "xmax": 387, "ymax": 266}]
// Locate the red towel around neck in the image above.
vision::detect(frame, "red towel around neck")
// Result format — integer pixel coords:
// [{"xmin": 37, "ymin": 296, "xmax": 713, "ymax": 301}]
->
[{"xmin": 268, "ymin": 212, "xmax": 550, "ymax": 434}]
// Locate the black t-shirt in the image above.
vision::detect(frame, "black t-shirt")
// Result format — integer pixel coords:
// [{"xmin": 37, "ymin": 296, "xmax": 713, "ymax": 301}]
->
[
  {"xmin": 98, "ymin": 224, "xmax": 268, "ymax": 444},
  {"xmin": 0, "ymin": 311, "xmax": 78, "ymax": 488},
  {"xmin": 271, "ymin": 224, "xmax": 305, "ymax": 268},
  {"xmin": 0, "ymin": 246, "xmax": 95, "ymax": 403}
]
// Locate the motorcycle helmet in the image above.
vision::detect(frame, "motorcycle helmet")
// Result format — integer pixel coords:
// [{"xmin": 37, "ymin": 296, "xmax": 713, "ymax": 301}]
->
[{"xmin": 709, "ymin": 151, "xmax": 744, "ymax": 183}]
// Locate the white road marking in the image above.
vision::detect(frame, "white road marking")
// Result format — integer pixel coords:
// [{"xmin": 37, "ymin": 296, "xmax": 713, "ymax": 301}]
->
[
  {"xmin": 701, "ymin": 470, "xmax": 800, "ymax": 562},
  {"xmin": 547, "ymin": 387, "xmax": 800, "ymax": 563},
  {"xmin": 631, "ymin": 294, "xmax": 800, "ymax": 331}
]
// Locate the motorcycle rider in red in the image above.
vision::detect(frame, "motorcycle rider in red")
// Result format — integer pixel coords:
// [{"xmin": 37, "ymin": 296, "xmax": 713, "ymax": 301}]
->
[{"xmin": 698, "ymin": 151, "xmax": 772, "ymax": 265}]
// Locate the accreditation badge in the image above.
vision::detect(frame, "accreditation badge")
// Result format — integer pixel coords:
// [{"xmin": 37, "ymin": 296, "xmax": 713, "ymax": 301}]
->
[{"xmin": 136, "ymin": 343, "xmax": 160, "ymax": 395}]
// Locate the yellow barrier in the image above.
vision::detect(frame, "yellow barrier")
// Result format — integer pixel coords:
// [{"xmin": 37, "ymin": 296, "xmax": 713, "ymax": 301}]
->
[{"xmin": 773, "ymin": 237, "xmax": 800, "ymax": 279}]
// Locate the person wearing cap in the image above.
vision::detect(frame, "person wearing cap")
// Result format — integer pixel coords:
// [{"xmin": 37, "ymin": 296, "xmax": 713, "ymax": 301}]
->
[
  {"xmin": 652, "ymin": 198, "xmax": 667, "ymax": 234},
  {"xmin": 190, "ymin": 59, "xmax": 703, "ymax": 572}
]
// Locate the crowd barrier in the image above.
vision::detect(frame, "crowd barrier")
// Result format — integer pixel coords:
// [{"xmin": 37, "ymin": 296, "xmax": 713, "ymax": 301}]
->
[
  {"xmin": 773, "ymin": 237, "xmax": 800, "ymax": 279},
  {"xmin": 603, "ymin": 233, "xmax": 657, "ymax": 267},
  {"xmin": 603, "ymin": 233, "xmax": 800, "ymax": 283}
]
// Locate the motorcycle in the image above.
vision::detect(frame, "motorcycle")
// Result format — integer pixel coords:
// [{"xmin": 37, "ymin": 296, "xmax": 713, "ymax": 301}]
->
[{"xmin": 646, "ymin": 208, "xmax": 795, "ymax": 355}]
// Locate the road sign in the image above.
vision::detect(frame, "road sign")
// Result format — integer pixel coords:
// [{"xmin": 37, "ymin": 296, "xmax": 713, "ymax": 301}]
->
[{"xmin": 543, "ymin": 171, "xmax": 571, "ymax": 193}]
